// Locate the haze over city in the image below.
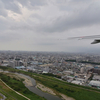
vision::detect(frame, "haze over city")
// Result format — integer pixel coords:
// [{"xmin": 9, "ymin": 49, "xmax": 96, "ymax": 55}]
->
[{"xmin": 0, "ymin": 0, "xmax": 100, "ymax": 53}]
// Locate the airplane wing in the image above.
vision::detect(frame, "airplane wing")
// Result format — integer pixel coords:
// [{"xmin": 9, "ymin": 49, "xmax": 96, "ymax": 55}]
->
[
  {"xmin": 68, "ymin": 35, "xmax": 100, "ymax": 40},
  {"xmin": 68, "ymin": 35, "xmax": 100, "ymax": 44}
]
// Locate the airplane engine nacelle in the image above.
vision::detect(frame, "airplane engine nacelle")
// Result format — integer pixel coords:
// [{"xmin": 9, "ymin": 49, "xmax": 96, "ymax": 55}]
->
[{"xmin": 91, "ymin": 40, "xmax": 100, "ymax": 44}]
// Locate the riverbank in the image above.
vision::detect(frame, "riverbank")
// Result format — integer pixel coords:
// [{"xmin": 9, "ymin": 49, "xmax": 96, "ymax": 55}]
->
[
  {"xmin": 15, "ymin": 73, "xmax": 74, "ymax": 100},
  {"xmin": 60, "ymin": 94, "xmax": 75, "ymax": 100},
  {"xmin": 0, "ymin": 72, "xmax": 46, "ymax": 100},
  {"xmin": 16, "ymin": 73, "xmax": 62, "ymax": 100},
  {"xmin": 0, "ymin": 70, "xmax": 75, "ymax": 100},
  {"xmin": 36, "ymin": 82, "xmax": 75, "ymax": 100},
  {"xmin": 15, "ymin": 74, "xmax": 33, "ymax": 87},
  {"xmin": 14, "ymin": 74, "xmax": 74, "ymax": 100},
  {"xmin": 36, "ymin": 83, "xmax": 56, "ymax": 95}
]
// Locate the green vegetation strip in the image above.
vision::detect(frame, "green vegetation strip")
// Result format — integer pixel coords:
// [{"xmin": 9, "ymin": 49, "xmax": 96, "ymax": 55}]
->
[
  {"xmin": 0, "ymin": 73, "xmax": 46, "ymax": 100},
  {"xmin": 33, "ymin": 73, "xmax": 100, "ymax": 93},
  {"xmin": 0, "ymin": 78, "xmax": 30, "ymax": 100},
  {"xmin": 32, "ymin": 75, "xmax": 100, "ymax": 100},
  {"xmin": 0, "ymin": 77, "xmax": 27, "ymax": 100},
  {"xmin": 1, "ymin": 66, "xmax": 100, "ymax": 100}
]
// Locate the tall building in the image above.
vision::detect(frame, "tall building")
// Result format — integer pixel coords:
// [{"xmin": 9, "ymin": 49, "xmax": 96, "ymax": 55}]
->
[{"xmin": 14, "ymin": 60, "xmax": 23, "ymax": 67}]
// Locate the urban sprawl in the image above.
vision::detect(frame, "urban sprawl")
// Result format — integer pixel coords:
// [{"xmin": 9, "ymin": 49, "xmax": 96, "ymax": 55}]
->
[{"xmin": 0, "ymin": 51, "xmax": 100, "ymax": 89}]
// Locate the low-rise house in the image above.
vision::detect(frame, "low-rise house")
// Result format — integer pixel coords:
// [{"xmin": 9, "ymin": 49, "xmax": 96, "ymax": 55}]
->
[{"xmin": 89, "ymin": 80, "xmax": 100, "ymax": 88}]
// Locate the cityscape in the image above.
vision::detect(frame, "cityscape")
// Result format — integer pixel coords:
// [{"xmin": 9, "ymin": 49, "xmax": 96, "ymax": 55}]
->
[{"xmin": 1, "ymin": 51, "xmax": 100, "ymax": 89}]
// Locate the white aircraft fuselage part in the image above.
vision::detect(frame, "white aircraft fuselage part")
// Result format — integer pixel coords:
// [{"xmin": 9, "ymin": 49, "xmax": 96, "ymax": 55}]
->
[{"xmin": 69, "ymin": 35, "xmax": 100, "ymax": 44}]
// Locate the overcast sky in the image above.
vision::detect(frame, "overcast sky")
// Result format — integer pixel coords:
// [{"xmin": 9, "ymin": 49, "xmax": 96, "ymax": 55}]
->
[{"xmin": 0, "ymin": 0, "xmax": 100, "ymax": 53}]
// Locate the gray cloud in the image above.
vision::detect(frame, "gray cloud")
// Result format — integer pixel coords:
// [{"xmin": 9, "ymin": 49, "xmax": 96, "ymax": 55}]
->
[
  {"xmin": 0, "ymin": 17, "xmax": 9, "ymax": 30},
  {"xmin": 15, "ymin": 0, "xmax": 47, "ymax": 10},
  {"xmin": 35, "ymin": 2, "xmax": 100, "ymax": 33},
  {"xmin": 10, "ymin": 24, "xmax": 33, "ymax": 31},
  {"xmin": 30, "ymin": 13, "xmax": 43, "ymax": 20},
  {"xmin": 0, "ymin": 9, "xmax": 7, "ymax": 17},
  {"xmin": 30, "ymin": 0, "xmax": 47, "ymax": 6},
  {"xmin": 17, "ymin": 0, "xmax": 47, "ymax": 7},
  {"xmin": 0, "ymin": 1, "xmax": 7, "ymax": 17},
  {"xmin": 1, "ymin": 0, "xmax": 21, "ymax": 14},
  {"xmin": 16, "ymin": 0, "xmax": 29, "ymax": 6},
  {"xmin": 0, "ymin": 32, "xmax": 21, "ymax": 43},
  {"xmin": 0, "ymin": 0, "xmax": 99, "ymax": 52}
]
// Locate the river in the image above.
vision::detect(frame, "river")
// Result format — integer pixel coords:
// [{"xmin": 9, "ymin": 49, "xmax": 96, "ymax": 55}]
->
[{"xmin": 16, "ymin": 73, "xmax": 62, "ymax": 100}]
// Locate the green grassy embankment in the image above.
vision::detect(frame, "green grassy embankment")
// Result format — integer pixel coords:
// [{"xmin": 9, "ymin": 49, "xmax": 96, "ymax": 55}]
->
[
  {"xmin": 0, "ymin": 76, "xmax": 27, "ymax": 100},
  {"xmin": 33, "ymin": 75, "xmax": 100, "ymax": 100},
  {"xmin": 1, "ymin": 66, "xmax": 100, "ymax": 100},
  {"xmin": 0, "ymin": 73, "xmax": 46, "ymax": 100}
]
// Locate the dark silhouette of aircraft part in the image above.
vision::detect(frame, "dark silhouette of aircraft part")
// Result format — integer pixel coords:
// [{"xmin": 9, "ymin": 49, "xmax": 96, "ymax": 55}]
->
[
  {"xmin": 91, "ymin": 40, "xmax": 100, "ymax": 44},
  {"xmin": 69, "ymin": 35, "xmax": 100, "ymax": 44}
]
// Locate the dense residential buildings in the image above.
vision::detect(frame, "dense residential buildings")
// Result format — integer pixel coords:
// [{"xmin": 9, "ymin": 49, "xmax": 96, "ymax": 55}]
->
[{"xmin": 0, "ymin": 51, "xmax": 100, "ymax": 89}]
